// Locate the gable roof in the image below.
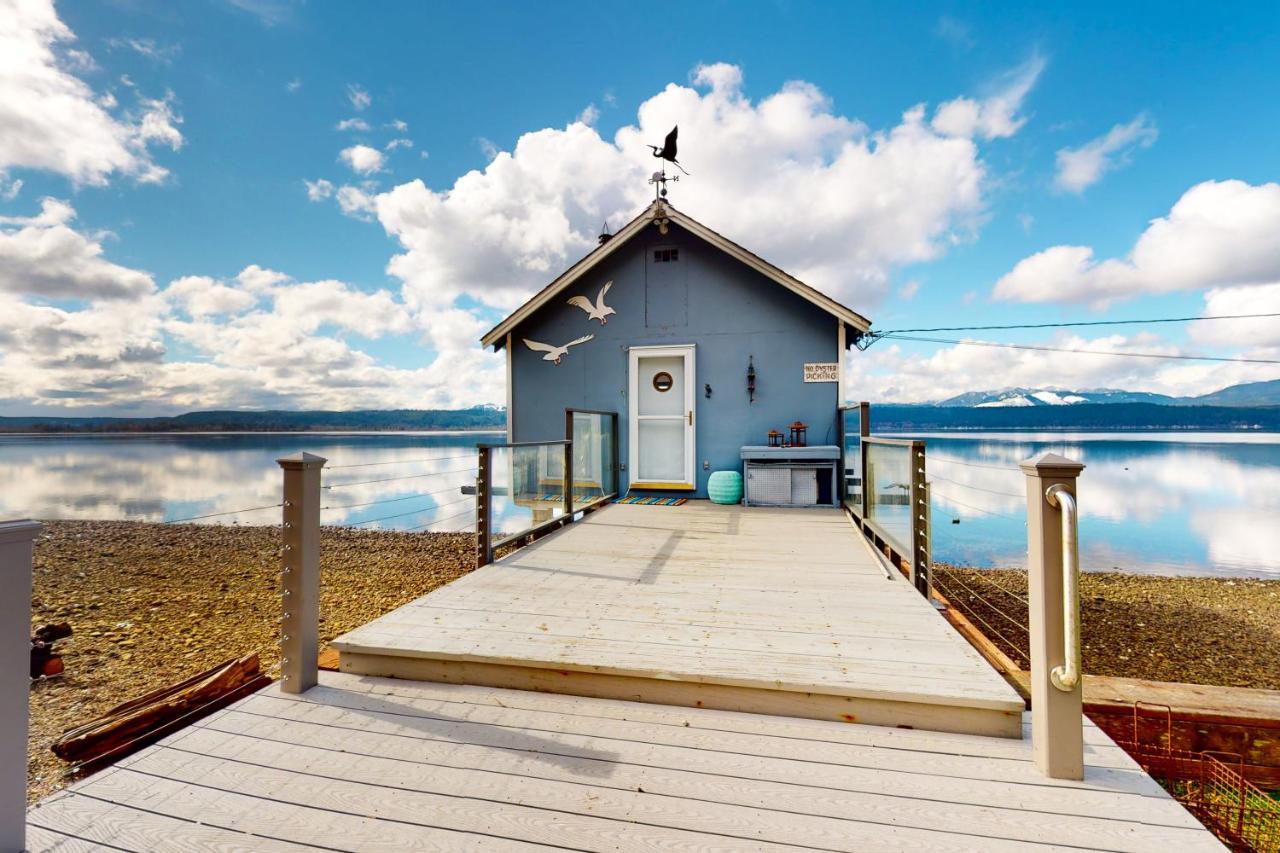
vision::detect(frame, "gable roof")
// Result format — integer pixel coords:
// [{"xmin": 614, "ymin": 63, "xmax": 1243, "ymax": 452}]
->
[{"xmin": 479, "ymin": 200, "xmax": 872, "ymax": 349}]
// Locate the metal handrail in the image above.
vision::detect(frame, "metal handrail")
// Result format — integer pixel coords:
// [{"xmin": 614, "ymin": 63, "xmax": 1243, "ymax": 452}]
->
[{"xmin": 1045, "ymin": 483, "xmax": 1081, "ymax": 691}]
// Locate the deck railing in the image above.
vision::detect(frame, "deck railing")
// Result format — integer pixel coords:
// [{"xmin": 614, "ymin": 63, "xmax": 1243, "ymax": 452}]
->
[
  {"xmin": 475, "ymin": 410, "xmax": 619, "ymax": 567},
  {"xmin": 839, "ymin": 403, "xmax": 931, "ymax": 594}
]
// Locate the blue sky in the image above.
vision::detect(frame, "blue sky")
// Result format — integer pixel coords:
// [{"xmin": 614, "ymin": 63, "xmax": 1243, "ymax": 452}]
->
[{"xmin": 2, "ymin": 0, "xmax": 1279, "ymax": 414}]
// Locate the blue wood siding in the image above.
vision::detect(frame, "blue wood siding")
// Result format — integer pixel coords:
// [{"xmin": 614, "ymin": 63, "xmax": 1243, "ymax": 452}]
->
[{"xmin": 509, "ymin": 222, "xmax": 840, "ymax": 498}]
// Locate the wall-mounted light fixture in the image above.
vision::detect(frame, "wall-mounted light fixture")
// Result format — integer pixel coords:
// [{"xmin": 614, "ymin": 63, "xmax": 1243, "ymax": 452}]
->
[
  {"xmin": 704, "ymin": 383, "xmax": 712, "ymax": 399},
  {"xmin": 747, "ymin": 356, "xmax": 756, "ymax": 403}
]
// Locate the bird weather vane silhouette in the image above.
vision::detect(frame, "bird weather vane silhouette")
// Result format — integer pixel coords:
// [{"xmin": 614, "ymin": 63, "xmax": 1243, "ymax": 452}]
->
[{"xmin": 647, "ymin": 125, "xmax": 688, "ymax": 201}]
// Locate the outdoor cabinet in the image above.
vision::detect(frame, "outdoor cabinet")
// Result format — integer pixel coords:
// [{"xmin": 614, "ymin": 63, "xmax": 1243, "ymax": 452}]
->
[{"xmin": 740, "ymin": 445, "xmax": 840, "ymax": 507}]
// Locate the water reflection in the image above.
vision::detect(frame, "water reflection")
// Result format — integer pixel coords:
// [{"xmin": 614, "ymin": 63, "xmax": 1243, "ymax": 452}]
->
[
  {"xmin": 0, "ymin": 432, "xmax": 503, "ymax": 531},
  {"xmin": 911, "ymin": 432, "xmax": 1280, "ymax": 578}
]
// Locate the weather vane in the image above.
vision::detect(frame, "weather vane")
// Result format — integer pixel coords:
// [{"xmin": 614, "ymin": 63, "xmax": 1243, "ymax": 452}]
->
[{"xmin": 646, "ymin": 125, "xmax": 689, "ymax": 202}]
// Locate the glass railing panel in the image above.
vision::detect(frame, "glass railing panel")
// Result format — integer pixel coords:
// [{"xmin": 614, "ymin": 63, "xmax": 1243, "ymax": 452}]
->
[
  {"xmin": 570, "ymin": 412, "xmax": 615, "ymax": 506},
  {"xmin": 841, "ymin": 407, "xmax": 863, "ymax": 511},
  {"xmin": 865, "ymin": 441, "xmax": 913, "ymax": 555},
  {"xmin": 489, "ymin": 442, "xmax": 567, "ymax": 546}
]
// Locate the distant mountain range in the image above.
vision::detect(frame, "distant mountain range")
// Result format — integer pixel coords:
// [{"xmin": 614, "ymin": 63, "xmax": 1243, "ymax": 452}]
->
[
  {"xmin": 0, "ymin": 406, "xmax": 507, "ymax": 433},
  {"xmin": 928, "ymin": 379, "xmax": 1280, "ymax": 408}
]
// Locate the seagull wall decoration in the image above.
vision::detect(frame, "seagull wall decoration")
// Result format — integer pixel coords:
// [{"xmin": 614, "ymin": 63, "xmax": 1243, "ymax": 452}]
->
[
  {"xmin": 567, "ymin": 281, "xmax": 615, "ymax": 324},
  {"xmin": 523, "ymin": 334, "xmax": 595, "ymax": 365},
  {"xmin": 647, "ymin": 125, "xmax": 689, "ymax": 175}
]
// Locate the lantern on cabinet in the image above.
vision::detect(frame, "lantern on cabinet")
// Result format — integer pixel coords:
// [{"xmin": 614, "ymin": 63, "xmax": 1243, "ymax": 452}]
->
[
  {"xmin": 788, "ymin": 421, "xmax": 808, "ymax": 447},
  {"xmin": 767, "ymin": 429, "xmax": 783, "ymax": 448}
]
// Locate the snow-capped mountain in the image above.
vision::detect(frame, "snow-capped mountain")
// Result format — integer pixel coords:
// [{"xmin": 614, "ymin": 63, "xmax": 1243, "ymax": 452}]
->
[
  {"xmin": 934, "ymin": 387, "xmax": 1179, "ymax": 407},
  {"xmin": 924, "ymin": 380, "xmax": 1280, "ymax": 407}
]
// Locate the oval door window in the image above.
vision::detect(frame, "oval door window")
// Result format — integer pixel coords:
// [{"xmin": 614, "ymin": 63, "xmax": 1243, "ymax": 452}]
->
[{"xmin": 652, "ymin": 371, "xmax": 674, "ymax": 392}]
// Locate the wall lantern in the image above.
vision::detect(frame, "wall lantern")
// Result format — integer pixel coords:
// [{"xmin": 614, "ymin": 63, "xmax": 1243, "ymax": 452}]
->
[
  {"xmin": 705, "ymin": 383, "xmax": 713, "ymax": 399},
  {"xmin": 789, "ymin": 421, "xmax": 808, "ymax": 448},
  {"xmin": 767, "ymin": 429, "xmax": 783, "ymax": 448},
  {"xmin": 747, "ymin": 356, "xmax": 756, "ymax": 403}
]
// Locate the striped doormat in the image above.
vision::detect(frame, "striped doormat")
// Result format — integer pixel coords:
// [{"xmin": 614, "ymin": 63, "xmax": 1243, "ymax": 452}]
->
[{"xmin": 615, "ymin": 496, "xmax": 688, "ymax": 506}]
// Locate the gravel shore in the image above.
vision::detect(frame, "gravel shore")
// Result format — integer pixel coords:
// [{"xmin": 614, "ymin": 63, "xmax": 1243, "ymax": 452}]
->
[
  {"xmin": 27, "ymin": 520, "xmax": 474, "ymax": 805},
  {"xmin": 933, "ymin": 564, "xmax": 1280, "ymax": 689},
  {"xmin": 25, "ymin": 521, "xmax": 1280, "ymax": 806}
]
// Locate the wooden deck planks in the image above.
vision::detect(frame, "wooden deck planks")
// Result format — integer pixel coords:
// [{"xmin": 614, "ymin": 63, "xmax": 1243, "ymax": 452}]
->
[
  {"xmin": 27, "ymin": 674, "xmax": 1224, "ymax": 852},
  {"xmin": 334, "ymin": 502, "xmax": 1025, "ymax": 734}
]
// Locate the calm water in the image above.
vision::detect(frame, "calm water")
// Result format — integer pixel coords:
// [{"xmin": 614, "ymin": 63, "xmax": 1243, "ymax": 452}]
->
[
  {"xmin": 909, "ymin": 432, "xmax": 1280, "ymax": 578},
  {"xmin": 3, "ymin": 430, "xmax": 1278, "ymax": 577}
]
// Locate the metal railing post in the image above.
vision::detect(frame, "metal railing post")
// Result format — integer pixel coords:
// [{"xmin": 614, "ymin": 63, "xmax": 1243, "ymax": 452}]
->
[
  {"xmin": 476, "ymin": 446, "xmax": 492, "ymax": 567},
  {"xmin": 1020, "ymin": 452, "xmax": 1085, "ymax": 780},
  {"xmin": 858, "ymin": 401, "xmax": 871, "ymax": 518},
  {"xmin": 277, "ymin": 452, "xmax": 325, "ymax": 694},
  {"xmin": 1, "ymin": 520, "xmax": 41, "ymax": 853},
  {"xmin": 910, "ymin": 441, "xmax": 928, "ymax": 596},
  {"xmin": 564, "ymin": 414, "xmax": 574, "ymax": 518}
]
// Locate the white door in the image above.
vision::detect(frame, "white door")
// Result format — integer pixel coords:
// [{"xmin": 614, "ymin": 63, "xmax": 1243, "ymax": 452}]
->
[{"xmin": 629, "ymin": 345, "xmax": 695, "ymax": 489}]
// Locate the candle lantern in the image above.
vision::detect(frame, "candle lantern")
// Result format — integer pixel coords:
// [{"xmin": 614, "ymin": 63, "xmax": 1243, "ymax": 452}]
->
[
  {"xmin": 767, "ymin": 429, "xmax": 783, "ymax": 448},
  {"xmin": 746, "ymin": 356, "xmax": 757, "ymax": 403},
  {"xmin": 789, "ymin": 421, "xmax": 808, "ymax": 447}
]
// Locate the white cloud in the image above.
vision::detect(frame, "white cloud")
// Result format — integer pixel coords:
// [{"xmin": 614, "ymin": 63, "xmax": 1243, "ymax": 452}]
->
[
  {"xmin": 1190, "ymin": 283, "xmax": 1280, "ymax": 352},
  {"xmin": 346, "ymin": 83, "xmax": 371, "ymax": 111},
  {"xmin": 336, "ymin": 117, "xmax": 371, "ymax": 132},
  {"xmin": 165, "ymin": 274, "xmax": 257, "ymax": 318},
  {"xmin": 994, "ymin": 179, "xmax": 1280, "ymax": 307},
  {"xmin": 106, "ymin": 37, "xmax": 179, "ymax": 65},
  {"xmin": 335, "ymin": 184, "xmax": 376, "ymax": 219},
  {"xmin": 374, "ymin": 61, "xmax": 999, "ymax": 315},
  {"xmin": 899, "ymin": 280, "xmax": 920, "ymax": 300},
  {"xmin": 1054, "ymin": 113, "xmax": 1157, "ymax": 193},
  {"xmin": 931, "ymin": 53, "xmax": 1045, "ymax": 140},
  {"xmin": 0, "ymin": 198, "xmax": 155, "ymax": 299},
  {"xmin": 285, "ymin": 77, "xmax": 301, "ymax": 94},
  {"xmin": 577, "ymin": 104, "xmax": 599, "ymax": 126},
  {"xmin": 0, "ymin": 0, "xmax": 184, "ymax": 186},
  {"xmin": 339, "ymin": 144, "xmax": 384, "ymax": 175},
  {"xmin": 384, "ymin": 138, "xmax": 413, "ymax": 151},
  {"xmin": 845, "ymin": 330, "xmax": 1279, "ymax": 404},
  {"xmin": 934, "ymin": 15, "xmax": 975, "ymax": 50},
  {"xmin": 304, "ymin": 178, "xmax": 334, "ymax": 201},
  {"xmin": 387, "ymin": 118, "xmax": 407, "ymax": 131}
]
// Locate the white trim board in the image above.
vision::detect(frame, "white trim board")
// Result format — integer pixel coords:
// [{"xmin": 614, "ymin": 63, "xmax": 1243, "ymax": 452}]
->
[{"xmin": 628, "ymin": 344, "xmax": 696, "ymax": 489}]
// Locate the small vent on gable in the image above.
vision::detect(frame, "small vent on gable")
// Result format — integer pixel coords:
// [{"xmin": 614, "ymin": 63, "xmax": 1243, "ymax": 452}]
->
[{"xmin": 653, "ymin": 248, "xmax": 679, "ymax": 263}]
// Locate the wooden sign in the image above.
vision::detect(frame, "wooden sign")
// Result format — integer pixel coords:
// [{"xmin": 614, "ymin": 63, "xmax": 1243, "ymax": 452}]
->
[{"xmin": 803, "ymin": 363, "xmax": 840, "ymax": 383}]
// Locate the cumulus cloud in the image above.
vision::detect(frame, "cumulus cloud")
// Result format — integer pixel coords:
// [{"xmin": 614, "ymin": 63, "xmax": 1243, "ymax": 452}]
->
[
  {"xmin": 335, "ymin": 184, "xmax": 376, "ymax": 219},
  {"xmin": 336, "ymin": 117, "xmax": 370, "ymax": 132},
  {"xmin": 931, "ymin": 53, "xmax": 1045, "ymax": 140},
  {"xmin": 304, "ymin": 178, "xmax": 334, "ymax": 201},
  {"xmin": 339, "ymin": 144, "xmax": 384, "ymax": 175},
  {"xmin": 384, "ymin": 138, "xmax": 413, "ymax": 151},
  {"xmin": 994, "ymin": 179, "xmax": 1280, "ymax": 307},
  {"xmin": 1054, "ymin": 113, "xmax": 1157, "ymax": 193},
  {"xmin": 1190, "ymin": 283, "xmax": 1280, "ymax": 352},
  {"xmin": 373, "ymin": 61, "xmax": 999, "ymax": 315},
  {"xmin": 0, "ymin": 0, "xmax": 184, "ymax": 186},
  {"xmin": 346, "ymin": 83, "xmax": 371, "ymax": 111},
  {"xmin": 0, "ymin": 198, "xmax": 155, "ymax": 299}
]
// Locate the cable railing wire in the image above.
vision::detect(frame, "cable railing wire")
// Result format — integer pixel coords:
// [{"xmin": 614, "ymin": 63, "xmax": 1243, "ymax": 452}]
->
[
  {"xmin": 929, "ymin": 488, "xmax": 1025, "ymax": 521},
  {"xmin": 932, "ymin": 569, "xmax": 1029, "ymax": 634},
  {"xmin": 322, "ymin": 464, "xmax": 478, "ymax": 491},
  {"xmin": 163, "ymin": 502, "xmax": 283, "ymax": 524},
  {"xmin": 325, "ymin": 453, "xmax": 478, "ymax": 470},
  {"xmin": 931, "ymin": 573, "xmax": 1030, "ymax": 664},
  {"xmin": 930, "ymin": 457, "xmax": 1021, "ymax": 472},
  {"xmin": 406, "ymin": 506, "xmax": 477, "ymax": 532},
  {"xmin": 321, "ymin": 483, "xmax": 466, "ymax": 513},
  {"xmin": 929, "ymin": 474, "xmax": 1026, "ymax": 499},
  {"xmin": 340, "ymin": 494, "xmax": 474, "ymax": 529}
]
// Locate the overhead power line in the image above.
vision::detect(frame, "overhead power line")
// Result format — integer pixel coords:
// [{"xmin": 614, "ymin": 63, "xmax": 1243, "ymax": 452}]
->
[
  {"xmin": 879, "ymin": 311, "xmax": 1280, "ymax": 335},
  {"xmin": 880, "ymin": 334, "xmax": 1280, "ymax": 365}
]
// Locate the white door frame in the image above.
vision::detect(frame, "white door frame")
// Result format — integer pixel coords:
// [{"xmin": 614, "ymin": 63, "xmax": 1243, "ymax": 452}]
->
[{"xmin": 628, "ymin": 344, "xmax": 696, "ymax": 489}]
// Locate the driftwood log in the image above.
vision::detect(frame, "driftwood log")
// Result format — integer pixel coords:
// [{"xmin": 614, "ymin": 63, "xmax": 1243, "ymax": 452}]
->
[
  {"xmin": 31, "ymin": 622, "xmax": 72, "ymax": 679},
  {"xmin": 52, "ymin": 652, "xmax": 270, "ymax": 766}
]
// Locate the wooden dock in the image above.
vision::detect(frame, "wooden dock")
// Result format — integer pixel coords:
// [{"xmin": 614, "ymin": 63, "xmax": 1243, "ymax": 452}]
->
[
  {"xmin": 333, "ymin": 502, "xmax": 1026, "ymax": 737},
  {"xmin": 27, "ymin": 672, "xmax": 1225, "ymax": 852}
]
